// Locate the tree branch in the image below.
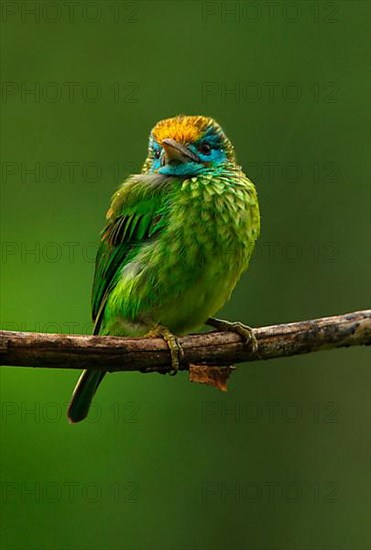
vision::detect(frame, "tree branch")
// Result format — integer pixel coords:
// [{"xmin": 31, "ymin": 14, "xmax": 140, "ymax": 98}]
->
[{"xmin": 0, "ymin": 310, "xmax": 370, "ymax": 373}]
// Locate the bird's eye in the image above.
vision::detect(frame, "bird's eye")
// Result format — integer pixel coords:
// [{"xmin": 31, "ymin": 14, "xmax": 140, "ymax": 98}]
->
[
  {"xmin": 198, "ymin": 142, "xmax": 212, "ymax": 155},
  {"xmin": 153, "ymin": 149, "xmax": 161, "ymax": 159}
]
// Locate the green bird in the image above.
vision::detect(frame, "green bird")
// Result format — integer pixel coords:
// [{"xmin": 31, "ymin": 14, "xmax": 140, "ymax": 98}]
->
[{"xmin": 68, "ymin": 115, "xmax": 260, "ymax": 423}]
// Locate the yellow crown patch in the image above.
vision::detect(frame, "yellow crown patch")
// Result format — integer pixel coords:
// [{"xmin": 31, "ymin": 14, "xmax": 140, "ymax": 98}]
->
[{"xmin": 152, "ymin": 115, "xmax": 212, "ymax": 144}]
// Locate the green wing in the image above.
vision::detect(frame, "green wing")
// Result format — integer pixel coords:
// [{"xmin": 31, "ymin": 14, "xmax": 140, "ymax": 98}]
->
[{"xmin": 91, "ymin": 174, "xmax": 171, "ymax": 334}]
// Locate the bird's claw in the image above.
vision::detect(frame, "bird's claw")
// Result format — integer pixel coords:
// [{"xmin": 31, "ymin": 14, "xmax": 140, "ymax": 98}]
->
[
  {"xmin": 162, "ymin": 330, "xmax": 183, "ymax": 375},
  {"xmin": 228, "ymin": 322, "xmax": 258, "ymax": 353},
  {"xmin": 146, "ymin": 325, "xmax": 183, "ymax": 375},
  {"xmin": 207, "ymin": 318, "xmax": 258, "ymax": 353}
]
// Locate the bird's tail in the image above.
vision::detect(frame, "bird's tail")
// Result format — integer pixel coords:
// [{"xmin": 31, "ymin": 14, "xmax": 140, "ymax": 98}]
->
[{"xmin": 67, "ymin": 369, "xmax": 106, "ymax": 423}]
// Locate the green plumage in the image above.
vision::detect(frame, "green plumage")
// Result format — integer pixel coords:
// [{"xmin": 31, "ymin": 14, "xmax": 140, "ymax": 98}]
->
[{"xmin": 68, "ymin": 115, "xmax": 260, "ymax": 423}]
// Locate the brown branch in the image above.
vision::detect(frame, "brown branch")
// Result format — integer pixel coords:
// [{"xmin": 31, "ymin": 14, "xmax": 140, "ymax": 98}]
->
[{"xmin": 0, "ymin": 310, "xmax": 370, "ymax": 373}]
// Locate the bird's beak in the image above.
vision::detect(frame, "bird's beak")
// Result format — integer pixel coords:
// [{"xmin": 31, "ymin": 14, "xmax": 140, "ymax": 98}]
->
[{"xmin": 162, "ymin": 138, "xmax": 199, "ymax": 164}]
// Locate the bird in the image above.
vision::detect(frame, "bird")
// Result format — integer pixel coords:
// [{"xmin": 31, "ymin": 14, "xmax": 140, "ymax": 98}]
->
[{"xmin": 68, "ymin": 115, "xmax": 260, "ymax": 423}]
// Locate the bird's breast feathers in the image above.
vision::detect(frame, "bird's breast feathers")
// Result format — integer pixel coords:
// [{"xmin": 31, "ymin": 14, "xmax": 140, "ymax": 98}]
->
[
  {"xmin": 104, "ymin": 169, "xmax": 260, "ymax": 335},
  {"xmin": 167, "ymin": 170, "xmax": 259, "ymax": 266},
  {"xmin": 145, "ymin": 170, "xmax": 259, "ymax": 332}
]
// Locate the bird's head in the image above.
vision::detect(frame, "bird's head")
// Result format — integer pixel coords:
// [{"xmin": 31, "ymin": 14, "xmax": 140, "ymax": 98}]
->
[{"xmin": 142, "ymin": 115, "xmax": 236, "ymax": 177}]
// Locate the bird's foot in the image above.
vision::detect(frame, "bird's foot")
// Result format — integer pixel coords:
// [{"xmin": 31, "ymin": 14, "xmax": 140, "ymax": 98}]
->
[
  {"xmin": 206, "ymin": 317, "xmax": 258, "ymax": 353},
  {"xmin": 146, "ymin": 325, "xmax": 183, "ymax": 375}
]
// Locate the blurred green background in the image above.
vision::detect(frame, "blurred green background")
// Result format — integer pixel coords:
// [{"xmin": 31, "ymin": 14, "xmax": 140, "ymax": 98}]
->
[{"xmin": 1, "ymin": 1, "xmax": 370, "ymax": 549}]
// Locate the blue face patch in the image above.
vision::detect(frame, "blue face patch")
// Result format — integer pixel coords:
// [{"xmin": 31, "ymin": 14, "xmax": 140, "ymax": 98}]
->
[
  {"xmin": 159, "ymin": 161, "xmax": 205, "ymax": 177},
  {"xmin": 147, "ymin": 138, "xmax": 162, "ymax": 173},
  {"xmin": 147, "ymin": 126, "xmax": 229, "ymax": 176}
]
